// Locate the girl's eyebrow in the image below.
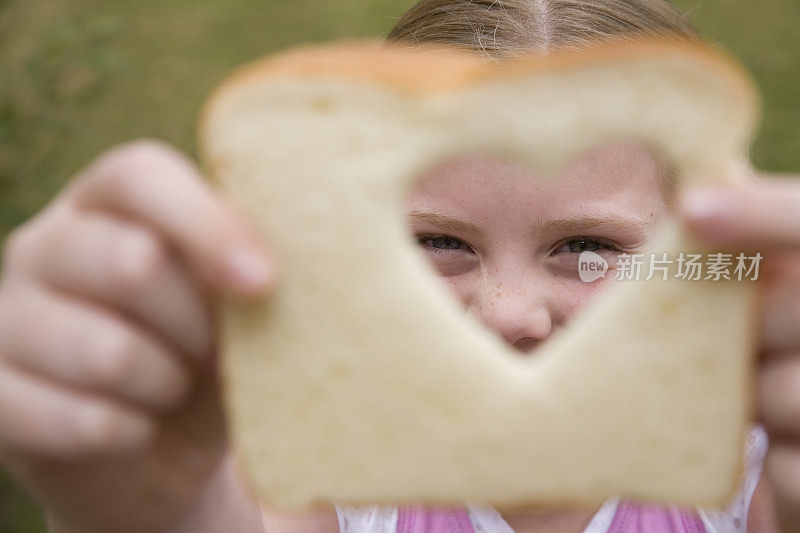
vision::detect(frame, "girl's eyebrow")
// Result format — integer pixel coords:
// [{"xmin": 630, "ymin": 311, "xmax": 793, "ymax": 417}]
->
[
  {"xmin": 406, "ymin": 211, "xmax": 485, "ymax": 237},
  {"xmin": 406, "ymin": 210, "xmax": 653, "ymax": 239},
  {"xmin": 540, "ymin": 213, "xmax": 653, "ymax": 238}
]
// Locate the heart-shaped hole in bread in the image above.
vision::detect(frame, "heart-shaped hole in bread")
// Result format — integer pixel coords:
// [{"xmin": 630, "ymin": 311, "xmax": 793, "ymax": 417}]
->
[
  {"xmin": 199, "ymin": 38, "xmax": 761, "ymax": 511},
  {"xmin": 404, "ymin": 140, "xmax": 673, "ymax": 356}
]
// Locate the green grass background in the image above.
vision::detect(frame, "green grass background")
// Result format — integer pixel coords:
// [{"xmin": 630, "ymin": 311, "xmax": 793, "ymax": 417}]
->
[{"xmin": 0, "ymin": 0, "xmax": 798, "ymax": 530}]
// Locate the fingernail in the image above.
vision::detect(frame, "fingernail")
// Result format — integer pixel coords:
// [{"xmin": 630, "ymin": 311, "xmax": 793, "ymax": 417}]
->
[
  {"xmin": 222, "ymin": 245, "xmax": 271, "ymax": 292},
  {"xmin": 680, "ymin": 186, "xmax": 738, "ymax": 223}
]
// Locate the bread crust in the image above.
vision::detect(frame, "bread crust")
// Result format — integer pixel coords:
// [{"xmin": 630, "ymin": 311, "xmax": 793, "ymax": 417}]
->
[{"xmin": 199, "ymin": 38, "xmax": 758, "ymax": 157}]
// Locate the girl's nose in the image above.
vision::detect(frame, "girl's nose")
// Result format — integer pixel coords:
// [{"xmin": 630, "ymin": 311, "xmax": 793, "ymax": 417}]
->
[{"xmin": 467, "ymin": 277, "xmax": 554, "ymax": 355}]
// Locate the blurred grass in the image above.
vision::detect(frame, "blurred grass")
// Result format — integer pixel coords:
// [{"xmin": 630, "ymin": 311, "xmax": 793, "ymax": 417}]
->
[{"xmin": 0, "ymin": 0, "xmax": 797, "ymax": 531}]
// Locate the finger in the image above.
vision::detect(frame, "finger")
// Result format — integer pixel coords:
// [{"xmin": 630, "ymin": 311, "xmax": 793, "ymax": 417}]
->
[
  {"xmin": 63, "ymin": 139, "xmax": 274, "ymax": 298},
  {"xmin": 757, "ymin": 255, "xmax": 800, "ymax": 354},
  {"xmin": 23, "ymin": 208, "xmax": 214, "ymax": 363},
  {"xmin": 764, "ymin": 443, "xmax": 800, "ymax": 532},
  {"xmin": 0, "ymin": 360, "xmax": 154, "ymax": 459},
  {"xmin": 0, "ymin": 283, "xmax": 192, "ymax": 412},
  {"xmin": 678, "ymin": 178, "xmax": 800, "ymax": 250},
  {"xmin": 758, "ymin": 353, "xmax": 800, "ymax": 440}
]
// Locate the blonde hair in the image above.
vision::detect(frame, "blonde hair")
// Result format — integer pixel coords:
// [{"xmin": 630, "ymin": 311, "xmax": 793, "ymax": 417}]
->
[{"xmin": 387, "ymin": 0, "xmax": 700, "ymax": 59}]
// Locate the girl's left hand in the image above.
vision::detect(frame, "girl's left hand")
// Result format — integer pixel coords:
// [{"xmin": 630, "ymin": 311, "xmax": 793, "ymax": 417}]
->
[{"xmin": 679, "ymin": 174, "xmax": 800, "ymax": 532}]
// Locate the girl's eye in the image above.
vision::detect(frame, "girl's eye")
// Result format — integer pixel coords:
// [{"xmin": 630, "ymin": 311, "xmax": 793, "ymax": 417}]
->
[
  {"xmin": 555, "ymin": 237, "xmax": 620, "ymax": 254},
  {"xmin": 547, "ymin": 236, "xmax": 624, "ymax": 281},
  {"xmin": 414, "ymin": 233, "xmax": 476, "ymax": 277},
  {"xmin": 417, "ymin": 234, "xmax": 471, "ymax": 252}
]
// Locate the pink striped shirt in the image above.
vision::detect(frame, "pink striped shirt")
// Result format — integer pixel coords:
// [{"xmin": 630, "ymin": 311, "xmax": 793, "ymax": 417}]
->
[{"xmin": 393, "ymin": 501, "xmax": 705, "ymax": 533}]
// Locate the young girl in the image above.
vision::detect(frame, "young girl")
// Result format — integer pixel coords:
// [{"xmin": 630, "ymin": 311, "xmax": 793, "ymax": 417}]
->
[{"xmin": 0, "ymin": 1, "xmax": 797, "ymax": 532}]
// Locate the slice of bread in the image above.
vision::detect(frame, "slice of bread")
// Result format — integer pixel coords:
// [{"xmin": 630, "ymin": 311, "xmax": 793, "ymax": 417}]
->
[{"xmin": 199, "ymin": 38, "xmax": 761, "ymax": 510}]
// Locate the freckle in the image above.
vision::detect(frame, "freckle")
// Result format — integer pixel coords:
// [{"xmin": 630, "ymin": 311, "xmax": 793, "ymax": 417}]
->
[{"xmin": 650, "ymin": 212, "xmax": 654, "ymax": 216}]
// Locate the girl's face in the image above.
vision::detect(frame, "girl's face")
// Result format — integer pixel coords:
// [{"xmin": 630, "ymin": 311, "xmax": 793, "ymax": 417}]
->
[{"xmin": 406, "ymin": 141, "xmax": 669, "ymax": 354}]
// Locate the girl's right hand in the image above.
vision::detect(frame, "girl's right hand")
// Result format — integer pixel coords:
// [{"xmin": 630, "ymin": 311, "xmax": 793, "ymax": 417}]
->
[{"xmin": 0, "ymin": 140, "xmax": 274, "ymax": 532}]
